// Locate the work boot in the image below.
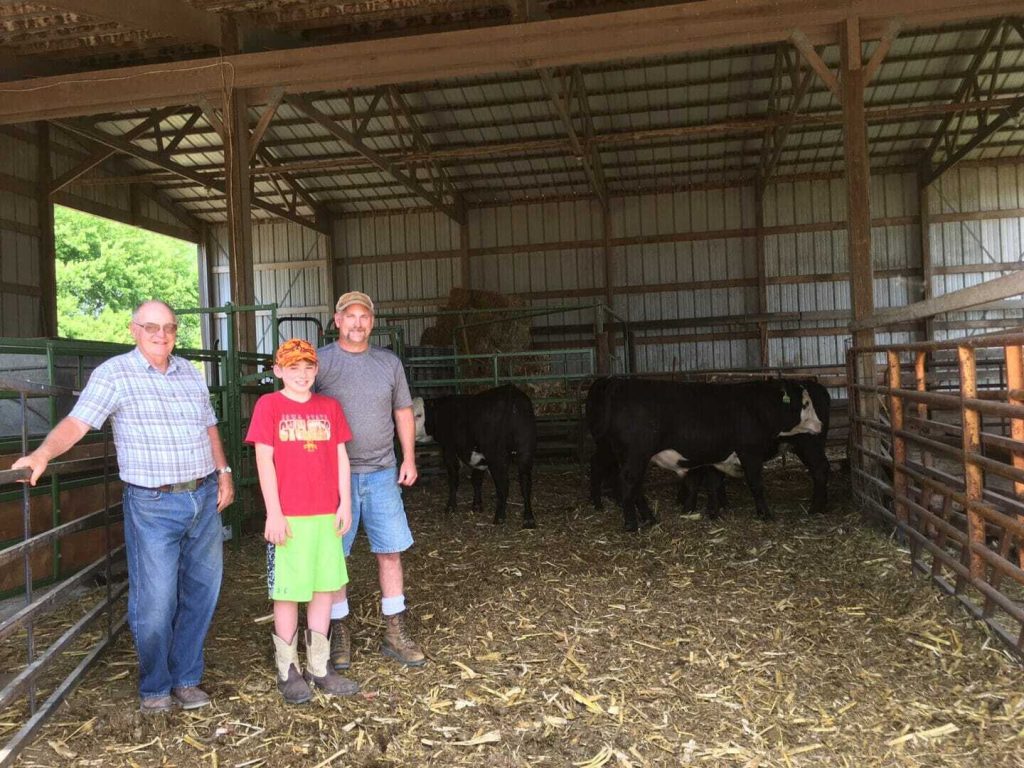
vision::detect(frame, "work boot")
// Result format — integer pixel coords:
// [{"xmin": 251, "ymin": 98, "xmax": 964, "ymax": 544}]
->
[
  {"xmin": 381, "ymin": 611, "xmax": 426, "ymax": 667},
  {"xmin": 329, "ymin": 619, "xmax": 351, "ymax": 670},
  {"xmin": 304, "ymin": 630, "xmax": 359, "ymax": 696},
  {"xmin": 272, "ymin": 632, "xmax": 312, "ymax": 705}
]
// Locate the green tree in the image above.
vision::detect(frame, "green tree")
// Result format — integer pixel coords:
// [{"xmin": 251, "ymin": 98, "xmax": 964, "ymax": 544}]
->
[{"xmin": 55, "ymin": 207, "xmax": 202, "ymax": 348}]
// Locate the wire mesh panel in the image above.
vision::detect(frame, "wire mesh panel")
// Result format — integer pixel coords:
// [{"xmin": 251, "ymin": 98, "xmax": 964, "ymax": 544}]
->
[{"xmin": 848, "ymin": 332, "xmax": 1024, "ymax": 657}]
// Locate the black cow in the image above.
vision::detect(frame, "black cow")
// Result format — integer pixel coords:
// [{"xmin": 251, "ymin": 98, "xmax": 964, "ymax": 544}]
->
[
  {"xmin": 777, "ymin": 380, "xmax": 831, "ymax": 515},
  {"xmin": 587, "ymin": 377, "xmax": 823, "ymax": 531},
  {"xmin": 678, "ymin": 465, "xmax": 728, "ymax": 519},
  {"xmin": 413, "ymin": 384, "xmax": 537, "ymax": 528}
]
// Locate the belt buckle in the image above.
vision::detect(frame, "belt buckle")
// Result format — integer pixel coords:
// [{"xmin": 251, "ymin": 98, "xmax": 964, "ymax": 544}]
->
[{"xmin": 166, "ymin": 478, "xmax": 200, "ymax": 493}]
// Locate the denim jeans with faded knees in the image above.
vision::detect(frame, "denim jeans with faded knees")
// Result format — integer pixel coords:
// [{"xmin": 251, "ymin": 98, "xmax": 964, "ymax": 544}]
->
[{"xmin": 123, "ymin": 474, "xmax": 223, "ymax": 701}]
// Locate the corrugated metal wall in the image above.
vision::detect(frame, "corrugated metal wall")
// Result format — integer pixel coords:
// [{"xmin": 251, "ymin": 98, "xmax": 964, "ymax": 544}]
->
[
  {"xmin": 929, "ymin": 165, "xmax": 1024, "ymax": 342},
  {"xmin": 320, "ymin": 164, "xmax": 1024, "ymax": 375},
  {"xmin": 323, "ymin": 164, "xmax": 1022, "ymax": 375},
  {"xmin": 208, "ymin": 222, "xmax": 332, "ymax": 354},
  {"xmin": 0, "ymin": 125, "xmax": 43, "ymax": 336},
  {"xmin": 336, "ymin": 210, "xmax": 461, "ymax": 349}
]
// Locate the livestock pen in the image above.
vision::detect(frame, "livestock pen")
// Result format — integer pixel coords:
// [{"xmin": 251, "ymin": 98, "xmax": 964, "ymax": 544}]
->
[{"xmin": 3, "ymin": 1, "xmax": 1024, "ymax": 765}]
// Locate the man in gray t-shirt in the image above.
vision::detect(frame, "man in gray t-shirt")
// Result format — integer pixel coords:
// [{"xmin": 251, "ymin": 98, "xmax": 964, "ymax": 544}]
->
[{"xmin": 315, "ymin": 291, "xmax": 425, "ymax": 669}]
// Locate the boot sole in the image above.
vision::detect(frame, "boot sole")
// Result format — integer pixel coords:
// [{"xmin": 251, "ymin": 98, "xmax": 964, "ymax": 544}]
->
[
  {"xmin": 331, "ymin": 660, "xmax": 351, "ymax": 670},
  {"xmin": 381, "ymin": 646, "xmax": 426, "ymax": 667}
]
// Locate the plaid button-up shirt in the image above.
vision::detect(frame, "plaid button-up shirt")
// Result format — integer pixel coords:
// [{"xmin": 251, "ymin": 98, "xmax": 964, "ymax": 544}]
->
[{"xmin": 70, "ymin": 348, "xmax": 219, "ymax": 487}]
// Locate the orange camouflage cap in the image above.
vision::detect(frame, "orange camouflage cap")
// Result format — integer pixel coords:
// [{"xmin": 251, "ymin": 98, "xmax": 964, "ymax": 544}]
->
[{"xmin": 275, "ymin": 338, "xmax": 318, "ymax": 367}]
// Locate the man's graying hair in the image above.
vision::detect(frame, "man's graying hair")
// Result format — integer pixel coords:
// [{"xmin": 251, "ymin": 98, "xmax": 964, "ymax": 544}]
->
[{"xmin": 132, "ymin": 300, "xmax": 177, "ymax": 322}]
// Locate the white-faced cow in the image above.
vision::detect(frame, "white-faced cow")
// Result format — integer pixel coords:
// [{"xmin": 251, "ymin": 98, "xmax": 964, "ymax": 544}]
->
[
  {"xmin": 586, "ymin": 377, "xmax": 824, "ymax": 531},
  {"xmin": 413, "ymin": 384, "xmax": 537, "ymax": 528}
]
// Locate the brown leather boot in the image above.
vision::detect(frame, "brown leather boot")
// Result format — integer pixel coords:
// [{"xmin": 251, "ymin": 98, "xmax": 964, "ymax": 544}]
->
[
  {"xmin": 304, "ymin": 630, "xmax": 359, "ymax": 696},
  {"xmin": 272, "ymin": 632, "xmax": 312, "ymax": 705},
  {"xmin": 381, "ymin": 611, "xmax": 426, "ymax": 667},
  {"xmin": 329, "ymin": 619, "xmax": 351, "ymax": 670}
]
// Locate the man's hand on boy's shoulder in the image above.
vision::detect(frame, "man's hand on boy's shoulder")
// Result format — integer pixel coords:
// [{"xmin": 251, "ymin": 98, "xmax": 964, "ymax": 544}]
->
[{"xmin": 264, "ymin": 512, "xmax": 291, "ymax": 546}]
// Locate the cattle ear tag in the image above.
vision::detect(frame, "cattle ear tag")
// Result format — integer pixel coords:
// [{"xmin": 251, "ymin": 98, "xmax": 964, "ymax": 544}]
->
[{"xmin": 781, "ymin": 391, "xmax": 791, "ymax": 404}]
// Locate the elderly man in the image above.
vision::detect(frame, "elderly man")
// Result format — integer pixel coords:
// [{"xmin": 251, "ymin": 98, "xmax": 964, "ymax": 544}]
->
[
  {"xmin": 315, "ymin": 290, "xmax": 425, "ymax": 669},
  {"xmin": 12, "ymin": 300, "xmax": 234, "ymax": 712}
]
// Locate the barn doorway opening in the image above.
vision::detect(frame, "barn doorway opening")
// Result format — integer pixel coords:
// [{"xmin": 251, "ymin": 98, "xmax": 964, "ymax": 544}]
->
[{"xmin": 53, "ymin": 206, "xmax": 200, "ymax": 346}]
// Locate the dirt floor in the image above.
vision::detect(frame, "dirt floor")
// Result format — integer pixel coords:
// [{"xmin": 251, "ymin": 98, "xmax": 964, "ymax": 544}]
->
[{"xmin": 10, "ymin": 461, "xmax": 1024, "ymax": 768}]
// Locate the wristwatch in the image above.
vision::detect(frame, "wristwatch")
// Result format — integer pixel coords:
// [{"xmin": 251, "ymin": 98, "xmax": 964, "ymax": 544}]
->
[{"xmin": 216, "ymin": 466, "xmax": 233, "ymax": 476}]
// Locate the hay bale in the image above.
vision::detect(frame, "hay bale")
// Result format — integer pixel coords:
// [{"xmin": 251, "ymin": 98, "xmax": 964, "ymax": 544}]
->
[{"xmin": 419, "ymin": 288, "xmax": 530, "ymax": 353}]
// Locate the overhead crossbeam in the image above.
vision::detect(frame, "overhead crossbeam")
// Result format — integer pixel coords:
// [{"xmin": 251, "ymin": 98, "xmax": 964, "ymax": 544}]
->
[
  {"xmin": 3, "ymin": 0, "xmax": 1020, "ymax": 125},
  {"xmin": 539, "ymin": 68, "xmax": 607, "ymax": 207},
  {"xmin": 789, "ymin": 29, "xmax": 841, "ymax": 102},
  {"xmin": 922, "ymin": 20, "xmax": 1003, "ymax": 166},
  {"xmin": 922, "ymin": 92, "xmax": 1024, "ymax": 184},
  {"xmin": 386, "ymin": 86, "xmax": 465, "ymax": 217},
  {"xmin": 48, "ymin": 0, "xmax": 224, "ymax": 49},
  {"xmin": 49, "ymin": 106, "xmax": 178, "ymax": 194},
  {"xmin": 53, "ymin": 119, "xmax": 324, "ymax": 232},
  {"xmin": 286, "ymin": 94, "xmax": 462, "ymax": 223}
]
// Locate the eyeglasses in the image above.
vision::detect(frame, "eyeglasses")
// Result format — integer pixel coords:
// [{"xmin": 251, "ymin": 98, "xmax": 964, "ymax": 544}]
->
[{"xmin": 134, "ymin": 321, "xmax": 179, "ymax": 335}]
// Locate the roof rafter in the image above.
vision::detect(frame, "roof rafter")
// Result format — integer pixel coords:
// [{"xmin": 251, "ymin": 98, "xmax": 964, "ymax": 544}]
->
[
  {"xmin": 47, "ymin": 0, "xmax": 225, "ymax": 49},
  {"xmin": 52, "ymin": 118, "xmax": 325, "ymax": 232},
  {"xmin": 386, "ymin": 85, "xmax": 466, "ymax": 218},
  {"xmin": 2, "ymin": 0, "xmax": 1020, "ymax": 124},
  {"xmin": 286, "ymin": 93, "xmax": 463, "ymax": 223},
  {"xmin": 49, "ymin": 105, "xmax": 178, "ymax": 194},
  {"xmin": 539, "ymin": 68, "xmax": 607, "ymax": 207}
]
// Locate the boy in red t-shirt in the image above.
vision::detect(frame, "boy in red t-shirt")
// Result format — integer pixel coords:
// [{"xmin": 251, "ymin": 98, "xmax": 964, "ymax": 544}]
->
[{"xmin": 245, "ymin": 338, "xmax": 359, "ymax": 704}]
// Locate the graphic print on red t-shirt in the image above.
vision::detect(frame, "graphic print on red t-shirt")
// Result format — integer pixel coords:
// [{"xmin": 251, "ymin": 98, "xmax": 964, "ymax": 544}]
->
[{"xmin": 244, "ymin": 391, "xmax": 352, "ymax": 517}]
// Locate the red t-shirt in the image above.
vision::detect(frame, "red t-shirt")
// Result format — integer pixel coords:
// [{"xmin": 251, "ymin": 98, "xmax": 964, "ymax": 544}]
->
[{"xmin": 245, "ymin": 391, "xmax": 352, "ymax": 517}]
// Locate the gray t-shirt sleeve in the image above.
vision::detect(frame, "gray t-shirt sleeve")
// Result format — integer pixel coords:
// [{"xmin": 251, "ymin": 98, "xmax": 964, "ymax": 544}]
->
[{"xmin": 392, "ymin": 357, "xmax": 412, "ymax": 410}]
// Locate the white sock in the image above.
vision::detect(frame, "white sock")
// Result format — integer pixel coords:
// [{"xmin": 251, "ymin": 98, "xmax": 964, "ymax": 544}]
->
[
  {"xmin": 330, "ymin": 599, "xmax": 349, "ymax": 620},
  {"xmin": 381, "ymin": 595, "xmax": 405, "ymax": 616}
]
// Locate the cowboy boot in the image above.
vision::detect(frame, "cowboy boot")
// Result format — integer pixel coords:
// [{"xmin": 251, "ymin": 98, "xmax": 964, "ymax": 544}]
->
[
  {"xmin": 381, "ymin": 611, "xmax": 426, "ymax": 667},
  {"xmin": 329, "ymin": 618, "xmax": 351, "ymax": 670},
  {"xmin": 304, "ymin": 630, "xmax": 359, "ymax": 696},
  {"xmin": 272, "ymin": 632, "xmax": 312, "ymax": 705}
]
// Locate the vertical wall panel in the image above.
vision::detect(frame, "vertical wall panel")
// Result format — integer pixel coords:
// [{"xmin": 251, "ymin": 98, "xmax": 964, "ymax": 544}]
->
[{"xmin": 0, "ymin": 125, "xmax": 43, "ymax": 337}]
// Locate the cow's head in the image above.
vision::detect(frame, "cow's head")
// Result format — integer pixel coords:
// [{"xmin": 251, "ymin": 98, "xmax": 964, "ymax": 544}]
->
[
  {"xmin": 412, "ymin": 397, "xmax": 432, "ymax": 443},
  {"xmin": 777, "ymin": 383, "xmax": 823, "ymax": 436}
]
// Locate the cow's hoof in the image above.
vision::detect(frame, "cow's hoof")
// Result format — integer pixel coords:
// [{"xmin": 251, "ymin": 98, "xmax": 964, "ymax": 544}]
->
[{"xmin": 522, "ymin": 518, "xmax": 537, "ymax": 529}]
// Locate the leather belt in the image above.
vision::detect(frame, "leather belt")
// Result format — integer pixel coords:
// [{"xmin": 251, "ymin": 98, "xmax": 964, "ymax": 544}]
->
[{"xmin": 154, "ymin": 474, "xmax": 211, "ymax": 493}]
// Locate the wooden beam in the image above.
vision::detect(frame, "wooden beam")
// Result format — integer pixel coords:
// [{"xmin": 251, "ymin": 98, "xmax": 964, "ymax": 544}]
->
[
  {"xmin": 49, "ymin": 106, "xmax": 178, "ymax": 194},
  {"xmin": 224, "ymin": 90, "xmax": 257, "ymax": 353},
  {"xmin": 37, "ymin": 124, "xmax": 57, "ymax": 337},
  {"xmin": 386, "ymin": 86, "xmax": 465, "ymax": 215},
  {"xmin": 48, "ymin": 0, "xmax": 224, "ymax": 49},
  {"xmin": 863, "ymin": 19, "xmax": 904, "ymax": 85},
  {"xmin": 287, "ymin": 94, "xmax": 462, "ymax": 223},
  {"xmin": 918, "ymin": 169, "xmax": 934, "ymax": 341},
  {"xmin": 248, "ymin": 88, "xmax": 285, "ymax": 164},
  {"xmin": 789, "ymin": 29, "xmax": 841, "ymax": 101},
  {"xmin": 52, "ymin": 118, "xmax": 323, "ymax": 232},
  {"xmin": 850, "ymin": 271, "xmax": 1024, "ymax": 331},
  {"xmin": 922, "ymin": 21, "xmax": 1002, "ymax": 164},
  {"xmin": 539, "ymin": 69, "xmax": 607, "ymax": 207},
  {"xmin": 0, "ymin": 0, "xmax": 1020, "ymax": 124},
  {"xmin": 841, "ymin": 17, "xmax": 875, "ymax": 352},
  {"xmin": 922, "ymin": 92, "xmax": 1024, "ymax": 184}
]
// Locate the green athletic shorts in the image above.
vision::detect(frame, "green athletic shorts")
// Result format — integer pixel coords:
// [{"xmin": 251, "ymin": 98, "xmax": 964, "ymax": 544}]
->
[{"xmin": 266, "ymin": 514, "xmax": 348, "ymax": 602}]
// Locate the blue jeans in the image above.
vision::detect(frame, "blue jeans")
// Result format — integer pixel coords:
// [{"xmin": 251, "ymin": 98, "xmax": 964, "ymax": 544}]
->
[
  {"xmin": 123, "ymin": 474, "xmax": 223, "ymax": 700},
  {"xmin": 343, "ymin": 468, "xmax": 414, "ymax": 557}
]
